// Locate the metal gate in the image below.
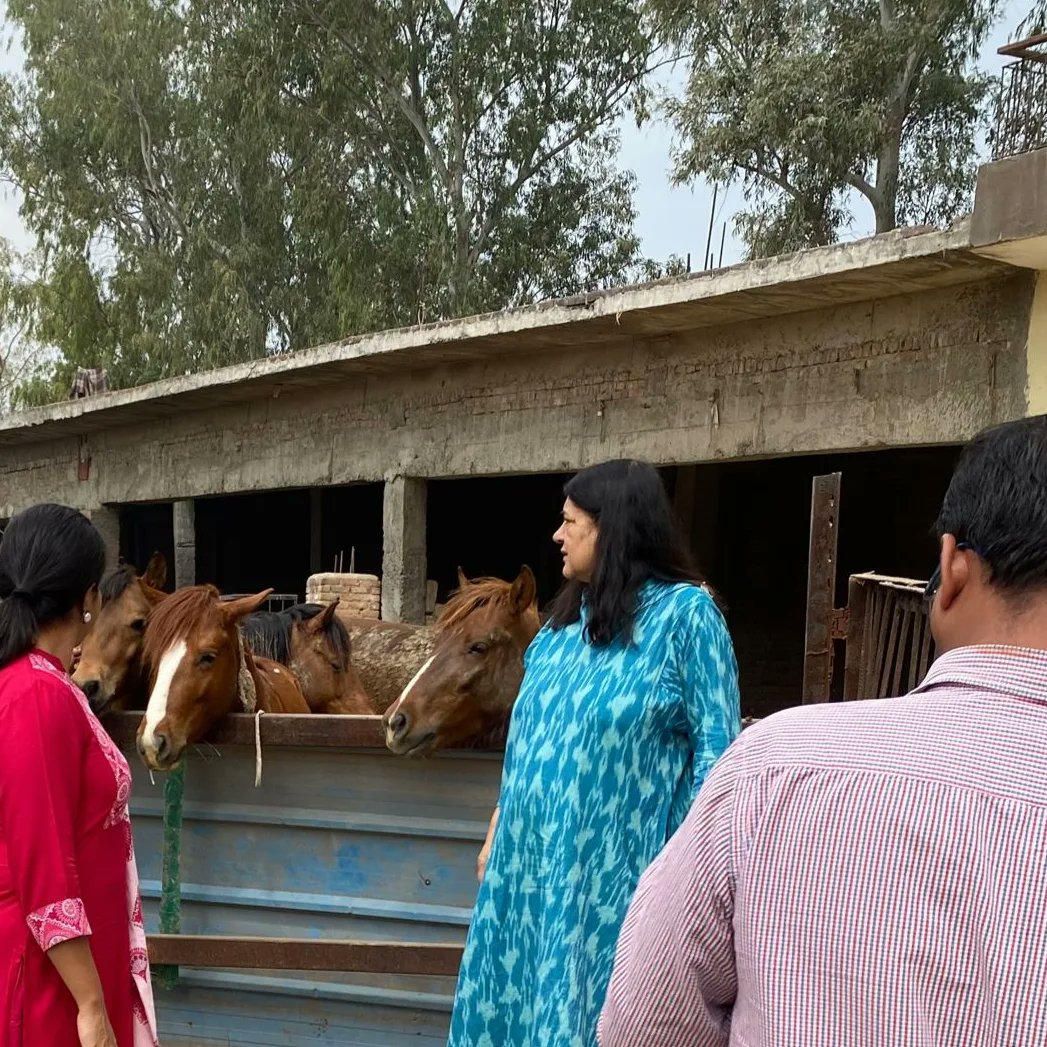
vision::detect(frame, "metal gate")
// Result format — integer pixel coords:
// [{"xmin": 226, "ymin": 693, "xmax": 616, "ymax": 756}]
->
[{"xmin": 802, "ymin": 474, "xmax": 932, "ymax": 703}]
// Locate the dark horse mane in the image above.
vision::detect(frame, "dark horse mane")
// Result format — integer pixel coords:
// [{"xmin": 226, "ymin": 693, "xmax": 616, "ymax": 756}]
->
[
  {"xmin": 99, "ymin": 562, "xmax": 140, "ymax": 604},
  {"xmin": 242, "ymin": 603, "xmax": 352, "ymax": 668}
]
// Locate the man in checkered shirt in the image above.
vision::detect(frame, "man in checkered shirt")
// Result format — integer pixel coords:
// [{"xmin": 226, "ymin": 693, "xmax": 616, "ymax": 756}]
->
[{"xmin": 600, "ymin": 415, "xmax": 1047, "ymax": 1047}]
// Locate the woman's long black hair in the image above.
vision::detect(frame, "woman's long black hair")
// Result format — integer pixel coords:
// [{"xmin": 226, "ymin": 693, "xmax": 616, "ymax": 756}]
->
[
  {"xmin": 547, "ymin": 460, "xmax": 712, "ymax": 646},
  {"xmin": 0, "ymin": 504, "xmax": 106, "ymax": 670}
]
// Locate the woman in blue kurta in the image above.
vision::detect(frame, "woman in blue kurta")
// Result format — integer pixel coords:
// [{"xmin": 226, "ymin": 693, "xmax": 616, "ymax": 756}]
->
[{"xmin": 449, "ymin": 460, "xmax": 741, "ymax": 1047}]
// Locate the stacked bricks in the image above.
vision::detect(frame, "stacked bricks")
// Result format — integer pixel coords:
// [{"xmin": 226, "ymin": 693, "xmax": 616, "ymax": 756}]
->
[{"xmin": 306, "ymin": 574, "xmax": 382, "ymax": 620}]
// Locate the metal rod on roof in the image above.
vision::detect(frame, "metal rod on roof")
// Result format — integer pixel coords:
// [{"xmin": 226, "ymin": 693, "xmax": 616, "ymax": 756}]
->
[
  {"xmin": 704, "ymin": 184, "xmax": 718, "ymax": 270},
  {"xmin": 718, "ymin": 222, "xmax": 727, "ymax": 268}
]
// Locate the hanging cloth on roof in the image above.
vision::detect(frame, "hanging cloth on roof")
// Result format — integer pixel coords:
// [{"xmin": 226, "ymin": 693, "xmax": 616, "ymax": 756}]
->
[{"xmin": 69, "ymin": 367, "xmax": 110, "ymax": 399}]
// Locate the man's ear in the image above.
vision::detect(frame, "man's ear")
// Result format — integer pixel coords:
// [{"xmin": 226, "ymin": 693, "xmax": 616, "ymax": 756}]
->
[{"xmin": 936, "ymin": 535, "xmax": 971, "ymax": 612}]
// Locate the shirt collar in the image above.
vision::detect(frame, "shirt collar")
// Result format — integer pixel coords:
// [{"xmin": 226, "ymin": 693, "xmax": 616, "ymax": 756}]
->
[{"xmin": 914, "ymin": 645, "xmax": 1047, "ymax": 705}]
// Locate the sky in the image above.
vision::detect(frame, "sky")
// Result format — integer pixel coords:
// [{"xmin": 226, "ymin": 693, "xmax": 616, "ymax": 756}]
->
[{"xmin": 0, "ymin": 0, "xmax": 1035, "ymax": 272}]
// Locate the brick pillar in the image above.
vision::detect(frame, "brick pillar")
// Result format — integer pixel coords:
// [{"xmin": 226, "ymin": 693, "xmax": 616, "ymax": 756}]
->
[
  {"xmin": 381, "ymin": 476, "xmax": 427, "ymax": 623},
  {"xmin": 173, "ymin": 499, "xmax": 196, "ymax": 589}
]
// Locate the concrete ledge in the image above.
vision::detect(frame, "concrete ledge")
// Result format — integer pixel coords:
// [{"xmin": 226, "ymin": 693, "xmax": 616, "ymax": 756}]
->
[
  {"xmin": 971, "ymin": 148, "xmax": 1047, "ymax": 269},
  {"xmin": 0, "ymin": 225, "xmax": 1016, "ymax": 446}
]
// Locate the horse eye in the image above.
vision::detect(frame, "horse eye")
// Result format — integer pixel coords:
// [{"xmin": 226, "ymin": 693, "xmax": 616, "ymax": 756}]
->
[
  {"xmin": 468, "ymin": 642, "xmax": 489, "ymax": 656},
  {"xmin": 199, "ymin": 652, "xmax": 217, "ymax": 667},
  {"xmin": 130, "ymin": 619, "xmax": 146, "ymax": 634},
  {"xmin": 329, "ymin": 660, "xmax": 343, "ymax": 673}
]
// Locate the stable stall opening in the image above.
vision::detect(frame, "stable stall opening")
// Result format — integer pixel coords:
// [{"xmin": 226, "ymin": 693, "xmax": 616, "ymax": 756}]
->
[
  {"xmin": 689, "ymin": 445, "xmax": 962, "ymax": 719},
  {"xmin": 120, "ymin": 504, "xmax": 175, "ymax": 588},
  {"xmin": 426, "ymin": 473, "xmax": 572, "ymax": 608},
  {"xmin": 193, "ymin": 484, "xmax": 384, "ymax": 598}
]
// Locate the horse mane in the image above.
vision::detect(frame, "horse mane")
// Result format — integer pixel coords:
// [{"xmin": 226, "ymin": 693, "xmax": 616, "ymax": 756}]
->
[
  {"xmin": 242, "ymin": 603, "xmax": 351, "ymax": 668},
  {"xmin": 145, "ymin": 585, "xmax": 223, "ymax": 662},
  {"xmin": 437, "ymin": 578, "xmax": 519, "ymax": 637},
  {"xmin": 99, "ymin": 563, "xmax": 140, "ymax": 604}
]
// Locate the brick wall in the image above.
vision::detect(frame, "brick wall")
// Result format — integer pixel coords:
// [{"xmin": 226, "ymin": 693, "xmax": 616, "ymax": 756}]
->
[{"xmin": 306, "ymin": 573, "xmax": 382, "ymax": 619}]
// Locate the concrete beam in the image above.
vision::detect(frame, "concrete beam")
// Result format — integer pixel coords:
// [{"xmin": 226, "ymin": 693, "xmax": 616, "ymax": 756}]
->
[
  {"xmin": 0, "ymin": 274, "xmax": 1035, "ymax": 514},
  {"xmin": 173, "ymin": 500, "xmax": 196, "ymax": 588},
  {"xmin": 0, "ymin": 226, "xmax": 1017, "ymax": 451},
  {"xmin": 382, "ymin": 477, "xmax": 427, "ymax": 624}
]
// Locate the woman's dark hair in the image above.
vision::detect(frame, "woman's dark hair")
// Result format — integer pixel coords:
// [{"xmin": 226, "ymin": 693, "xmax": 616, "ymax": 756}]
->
[
  {"xmin": 0, "ymin": 504, "xmax": 106, "ymax": 669},
  {"xmin": 548, "ymin": 460, "xmax": 710, "ymax": 646}
]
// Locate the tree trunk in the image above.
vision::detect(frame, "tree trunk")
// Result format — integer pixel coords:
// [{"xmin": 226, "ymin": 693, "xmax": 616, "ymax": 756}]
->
[{"xmin": 874, "ymin": 123, "xmax": 902, "ymax": 233}]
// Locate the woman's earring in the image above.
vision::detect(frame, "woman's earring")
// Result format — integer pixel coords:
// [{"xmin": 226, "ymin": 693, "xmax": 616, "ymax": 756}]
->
[{"xmin": 83, "ymin": 611, "xmax": 92, "ymax": 624}]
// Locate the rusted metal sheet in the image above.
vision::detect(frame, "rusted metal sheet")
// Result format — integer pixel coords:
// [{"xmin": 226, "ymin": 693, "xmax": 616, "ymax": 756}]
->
[
  {"xmin": 107, "ymin": 710, "xmax": 507, "ymax": 752},
  {"xmin": 108, "ymin": 712, "xmax": 388, "ymax": 750},
  {"xmin": 148, "ymin": 935, "xmax": 463, "ymax": 975},
  {"xmin": 125, "ymin": 741, "xmax": 501, "ymax": 1044},
  {"xmin": 802, "ymin": 473, "xmax": 842, "ymax": 703}
]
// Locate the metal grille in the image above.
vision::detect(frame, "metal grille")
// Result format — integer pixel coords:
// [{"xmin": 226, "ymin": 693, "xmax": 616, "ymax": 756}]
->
[
  {"xmin": 843, "ymin": 573, "xmax": 933, "ymax": 701},
  {"xmin": 992, "ymin": 35, "xmax": 1047, "ymax": 160}
]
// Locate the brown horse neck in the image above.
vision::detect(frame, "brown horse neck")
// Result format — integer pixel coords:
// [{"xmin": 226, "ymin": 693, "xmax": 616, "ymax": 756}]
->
[{"xmin": 243, "ymin": 640, "xmax": 309, "ymax": 713}]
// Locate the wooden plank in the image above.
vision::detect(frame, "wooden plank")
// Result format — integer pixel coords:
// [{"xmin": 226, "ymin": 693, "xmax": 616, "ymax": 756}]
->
[
  {"xmin": 105, "ymin": 712, "xmax": 505, "ymax": 753},
  {"xmin": 802, "ymin": 473, "xmax": 842, "ymax": 703},
  {"xmin": 147, "ymin": 935, "xmax": 464, "ymax": 976},
  {"xmin": 998, "ymin": 31, "xmax": 1047, "ymax": 61}
]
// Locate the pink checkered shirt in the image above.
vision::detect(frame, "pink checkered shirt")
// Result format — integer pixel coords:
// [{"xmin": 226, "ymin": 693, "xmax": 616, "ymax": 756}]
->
[{"xmin": 599, "ymin": 645, "xmax": 1047, "ymax": 1047}]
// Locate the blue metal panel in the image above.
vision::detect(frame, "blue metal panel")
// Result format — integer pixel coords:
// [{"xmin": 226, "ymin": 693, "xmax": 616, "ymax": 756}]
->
[{"xmin": 126, "ymin": 743, "xmax": 501, "ymax": 1045}]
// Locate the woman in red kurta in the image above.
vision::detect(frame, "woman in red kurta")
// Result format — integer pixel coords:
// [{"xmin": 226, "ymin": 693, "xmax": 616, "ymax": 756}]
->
[{"xmin": 0, "ymin": 504, "xmax": 158, "ymax": 1047}]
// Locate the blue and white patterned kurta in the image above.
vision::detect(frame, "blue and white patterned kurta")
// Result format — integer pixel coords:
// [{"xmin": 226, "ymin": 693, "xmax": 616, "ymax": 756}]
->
[{"xmin": 448, "ymin": 580, "xmax": 741, "ymax": 1047}]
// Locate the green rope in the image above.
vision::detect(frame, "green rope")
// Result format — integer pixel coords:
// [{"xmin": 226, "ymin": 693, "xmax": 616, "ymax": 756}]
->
[{"xmin": 155, "ymin": 762, "xmax": 185, "ymax": 990}]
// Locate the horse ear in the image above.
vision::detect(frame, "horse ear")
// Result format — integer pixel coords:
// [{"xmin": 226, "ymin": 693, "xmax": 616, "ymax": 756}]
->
[
  {"xmin": 143, "ymin": 551, "xmax": 167, "ymax": 590},
  {"xmin": 142, "ymin": 584, "xmax": 168, "ymax": 607},
  {"xmin": 510, "ymin": 565, "xmax": 537, "ymax": 614},
  {"xmin": 221, "ymin": 589, "xmax": 273, "ymax": 621},
  {"xmin": 310, "ymin": 598, "xmax": 340, "ymax": 631},
  {"xmin": 456, "ymin": 566, "xmax": 471, "ymax": 590}
]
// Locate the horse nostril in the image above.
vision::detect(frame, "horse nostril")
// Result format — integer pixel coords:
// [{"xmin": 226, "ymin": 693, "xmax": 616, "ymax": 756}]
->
[
  {"xmin": 390, "ymin": 712, "xmax": 408, "ymax": 736},
  {"xmin": 81, "ymin": 679, "xmax": 100, "ymax": 700},
  {"xmin": 154, "ymin": 732, "xmax": 170, "ymax": 759}
]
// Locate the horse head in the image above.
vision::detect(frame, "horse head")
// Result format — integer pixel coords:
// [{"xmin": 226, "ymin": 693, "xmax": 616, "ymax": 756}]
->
[
  {"xmin": 136, "ymin": 586, "xmax": 272, "ymax": 771},
  {"xmin": 73, "ymin": 552, "xmax": 168, "ymax": 715},
  {"xmin": 383, "ymin": 566, "xmax": 540, "ymax": 757},
  {"xmin": 287, "ymin": 599, "xmax": 373, "ymax": 714}
]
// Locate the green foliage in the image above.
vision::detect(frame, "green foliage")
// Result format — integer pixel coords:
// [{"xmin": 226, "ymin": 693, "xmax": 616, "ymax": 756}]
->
[
  {"xmin": 0, "ymin": 0, "xmax": 658, "ymax": 402},
  {"xmin": 652, "ymin": 0, "xmax": 1003, "ymax": 258}
]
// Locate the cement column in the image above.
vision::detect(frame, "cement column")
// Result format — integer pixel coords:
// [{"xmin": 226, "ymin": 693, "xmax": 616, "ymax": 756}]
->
[
  {"xmin": 381, "ymin": 476, "xmax": 427, "ymax": 623},
  {"xmin": 87, "ymin": 506, "xmax": 121, "ymax": 568},
  {"xmin": 173, "ymin": 499, "xmax": 196, "ymax": 589}
]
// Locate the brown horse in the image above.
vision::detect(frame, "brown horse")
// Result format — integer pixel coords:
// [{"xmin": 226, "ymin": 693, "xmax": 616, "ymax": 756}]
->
[
  {"xmin": 340, "ymin": 617, "xmax": 437, "ymax": 714},
  {"xmin": 288, "ymin": 601, "xmax": 373, "ymax": 714},
  {"xmin": 73, "ymin": 553, "xmax": 168, "ymax": 715},
  {"xmin": 242, "ymin": 599, "xmax": 373, "ymax": 714},
  {"xmin": 382, "ymin": 566, "xmax": 540, "ymax": 757},
  {"xmin": 137, "ymin": 586, "xmax": 309, "ymax": 771}
]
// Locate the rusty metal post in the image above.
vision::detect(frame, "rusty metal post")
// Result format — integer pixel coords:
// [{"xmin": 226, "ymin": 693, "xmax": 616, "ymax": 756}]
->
[
  {"xmin": 802, "ymin": 473, "xmax": 842, "ymax": 703},
  {"xmin": 842, "ymin": 575, "xmax": 869, "ymax": 700}
]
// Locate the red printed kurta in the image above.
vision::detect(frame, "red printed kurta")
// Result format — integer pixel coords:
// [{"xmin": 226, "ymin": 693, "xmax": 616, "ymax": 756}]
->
[{"xmin": 0, "ymin": 650, "xmax": 158, "ymax": 1047}]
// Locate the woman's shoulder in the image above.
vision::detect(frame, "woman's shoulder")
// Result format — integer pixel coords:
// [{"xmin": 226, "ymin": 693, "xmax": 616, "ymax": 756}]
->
[
  {"xmin": 0, "ymin": 651, "xmax": 83, "ymax": 719},
  {"xmin": 644, "ymin": 579, "xmax": 720, "ymax": 620}
]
